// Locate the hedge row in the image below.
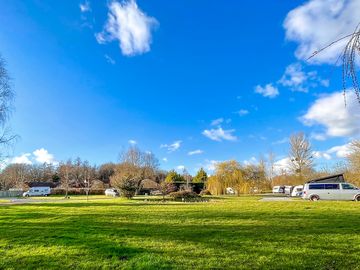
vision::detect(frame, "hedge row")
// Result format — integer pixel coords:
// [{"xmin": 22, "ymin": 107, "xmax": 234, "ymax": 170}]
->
[{"xmin": 51, "ymin": 188, "xmax": 105, "ymax": 195}]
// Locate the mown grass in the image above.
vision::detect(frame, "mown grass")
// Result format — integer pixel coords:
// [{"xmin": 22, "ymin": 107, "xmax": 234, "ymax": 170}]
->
[{"xmin": 0, "ymin": 196, "xmax": 359, "ymax": 269}]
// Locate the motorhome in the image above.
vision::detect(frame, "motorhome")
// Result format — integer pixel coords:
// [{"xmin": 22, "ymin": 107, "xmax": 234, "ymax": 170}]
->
[
  {"xmin": 23, "ymin": 186, "xmax": 51, "ymax": 197},
  {"xmin": 302, "ymin": 182, "xmax": 360, "ymax": 201}
]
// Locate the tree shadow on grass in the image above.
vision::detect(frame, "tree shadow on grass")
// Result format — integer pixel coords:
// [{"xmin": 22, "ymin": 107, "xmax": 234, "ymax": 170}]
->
[{"xmin": 1, "ymin": 209, "xmax": 359, "ymax": 269}]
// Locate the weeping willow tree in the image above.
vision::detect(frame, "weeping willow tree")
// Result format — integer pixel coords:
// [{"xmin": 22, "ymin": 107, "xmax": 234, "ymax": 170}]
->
[{"xmin": 309, "ymin": 24, "xmax": 360, "ymax": 103}]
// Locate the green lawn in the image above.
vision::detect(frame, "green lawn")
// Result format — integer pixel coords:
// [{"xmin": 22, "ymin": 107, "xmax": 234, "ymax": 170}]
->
[{"xmin": 0, "ymin": 196, "xmax": 359, "ymax": 269}]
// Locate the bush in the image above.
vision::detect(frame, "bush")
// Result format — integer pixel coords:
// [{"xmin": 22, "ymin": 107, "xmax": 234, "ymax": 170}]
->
[
  {"xmin": 200, "ymin": 190, "xmax": 212, "ymax": 196},
  {"xmin": 51, "ymin": 188, "xmax": 105, "ymax": 196},
  {"xmin": 169, "ymin": 190, "xmax": 201, "ymax": 201}
]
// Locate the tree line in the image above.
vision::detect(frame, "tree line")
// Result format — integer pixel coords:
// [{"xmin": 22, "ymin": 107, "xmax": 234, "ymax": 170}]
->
[{"xmin": 1, "ymin": 134, "xmax": 360, "ymax": 197}]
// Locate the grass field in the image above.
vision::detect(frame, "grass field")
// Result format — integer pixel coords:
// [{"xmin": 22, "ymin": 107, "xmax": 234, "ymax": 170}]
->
[{"xmin": 0, "ymin": 196, "xmax": 359, "ymax": 269}]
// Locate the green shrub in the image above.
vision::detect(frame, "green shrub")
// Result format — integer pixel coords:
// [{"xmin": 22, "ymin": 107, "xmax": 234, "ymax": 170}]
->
[
  {"xmin": 169, "ymin": 190, "xmax": 201, "ymax": 201},
  {"xmin": 51, "ymin": 188, "xmax": 105, "ymax": 195}
]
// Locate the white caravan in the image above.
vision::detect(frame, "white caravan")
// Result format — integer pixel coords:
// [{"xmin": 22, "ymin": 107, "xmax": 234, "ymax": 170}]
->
[
  {"xmin": 272, "ymin": 186, "xmax": 284, "ymax": 193},
  {"xmin": 291, "ymin": 185, "xmax": 303, "ymax": 197},
  {"xmin": 23, "ymin": 187, "xmax": 51, "ymax": 197},
  {"xmin": 302, "ymin": 182, "xmax": 360, "ymax": 201}
]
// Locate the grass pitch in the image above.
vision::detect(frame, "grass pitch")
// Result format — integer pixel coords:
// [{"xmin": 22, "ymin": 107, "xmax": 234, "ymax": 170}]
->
[{"xmin": 0, "ymin": 196, "xmax": 359, "ymax": 269}]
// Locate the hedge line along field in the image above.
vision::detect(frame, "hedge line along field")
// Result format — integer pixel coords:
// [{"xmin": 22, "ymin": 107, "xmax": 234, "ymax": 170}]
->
[{"xmin": 0, "ymin": 196, "xmax": 359, "ymax": 269}]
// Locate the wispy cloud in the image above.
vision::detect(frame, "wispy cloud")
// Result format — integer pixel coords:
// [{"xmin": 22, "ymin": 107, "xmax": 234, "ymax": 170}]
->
[
  {"xmin": 236, "ymin": 109, "xmax": 249, "ymax": 116},
  {"xmin": 104, "ymin": 54, "xmax": 116, "ymax": 64},
  {"xmin": 272, "ymin": 137, "xmax": 288, "ymax": 145},
  {"xmin": 211, "ymin": 118, "xmax": 224, "ymax": 126},
  {"xmin": 96, "ymin": 0, "xmax": 158, "ymax": 56},
  {"xmin": 202, "ymin": 127, "xmax": 237, "ymax": 142},
  {"xmin": 254, "ymin": 84, "xmax": 279, "ymax": 98},
  {"xmin": 128, "ymin": 139, "xmax": 137, "ymax": 145},
  {"xmin": 79, "ymin": 1, "xmax": 91, "ymax": 13},
  {"xmin": 161, "ymin": 141, "xmax": 182, "ymax": 153},
  {"xmin": 188, "ymin": 150, "xmax": 204, "ymax": 156},
  {"xmin": 278, "ymin": 63, "xmax": 329, "ymax": 92}
]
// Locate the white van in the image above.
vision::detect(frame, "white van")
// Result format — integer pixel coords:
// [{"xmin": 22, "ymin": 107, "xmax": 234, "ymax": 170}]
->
[
  {"xmin": 23, "ymin": 187, "xmax": 51, "ymax": 197},
  {"xmin": 302, "ymin": 182, "xmax": 360, "ymax": 201},
  {"xmin": 291, "ymin": 185, "xmax": 303, "ymax": 197}
]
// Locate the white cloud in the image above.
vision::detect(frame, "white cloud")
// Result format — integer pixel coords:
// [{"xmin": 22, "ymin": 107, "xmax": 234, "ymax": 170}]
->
[
  {"xmin": 236, "ymin": 109, "xmax": 249, "ymax": 116},
  {"xmin": 312, "ymin": 151, "xmax": 332, "ymax": 160},
  {"xmin": 161, "ymin": 141, "xmax": 182, "ymax": 153},
  {"xmin": 310, "ymin": 133, "xmax": 327, "ymax": 141},
  {"xmin": 7, "ymin": 148, "xmax": 57, "ymax": 166},
  {"xmin": 104, "ymin": 54, "xmax": 116, "ymax": 65},
  {"xmin": 284, "ymin": 0, "xmax": 360, "ymax": 64},
  {"xmin": 177, "ymin": 165, "xmax": 185, "ymax": 171},
  {"xmin": 128, "ymin": 139, "xmax": 137, "ymax": 145},
  {"xmin": 33, "ymin": 148, "xmax": 58, "ymax": 165},
  {"xmin": 79, "ymin": 1, "xmax": 91, "ymax": 13},
  {"xmin": 274, "ymin": 157, "xmax": 291, "ymax": 175},
  {"xmin": 243, "ymin": 157, "xmax": 257, "ymax": 166},
  {"xmin": 203, "ymin": 160, "xmax": 221, "ymax": 172},
  {"xmin": 312, "ymin": 143, "xmax": 352, "ymax": 160},
  {"xmin": 162, "ymin": 158, "xmax": 168, "ymax": 162},
  {"xmin": 211, "ymin": 118, "xmax": 224, "ymax": 126},
  {"xmin": 278, "ymin": 63, "xmax": 329, "ymax": 92},
  {"xmin": 96, "ymin": 0, "xmax": 158, "ymax": 56},
  {"xmin": 254, "ymin": 84, "xmax": 279, "ymax": 98},
  {"xmin": 11, "ymin": 153, "xmax": 32, "ymax": 165},
  {"xmin": 202, "ymin": 127, "xmax": 237, "ymax": 142},
  {"xmin": 301, "ymin": 91, "xmax": 360, "ymax": 138},
  {"xmin": 326, "ymin": 143, "xmax": 352, "ymax": 158},
  {"xmin": 188, "ymin": 150, "xmax": 204, "ymax": 156}
]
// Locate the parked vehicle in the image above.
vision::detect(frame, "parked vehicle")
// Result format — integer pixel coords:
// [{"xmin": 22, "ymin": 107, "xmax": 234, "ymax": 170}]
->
[
  {"xmin": 105, "ymin": 188, "xmax": 119, "ymax": 197},
  {"xmin": 226, "ymin": 187, "xmax": 236, "ymax": 195},
  {"xmin": 150, "ymin": 190, "xmax": 162, "ymax": 196},
  {"xmin": 291, "ymin": 185, "xmax": 303, "ymax": 197},
  {"xmin": 284, "ymin": 186, "xmax": 293, "ymax": 196},
  {"xmin": 302, "ymin": 182, "xmax": 360, "ymax": 201},
  {"xmin": 272, "ymin": 186, "xmax": 284, "ymax": 194},
  {"xmin": 23, "ymin": 187, "xmax": 51, "ymax": 197}
]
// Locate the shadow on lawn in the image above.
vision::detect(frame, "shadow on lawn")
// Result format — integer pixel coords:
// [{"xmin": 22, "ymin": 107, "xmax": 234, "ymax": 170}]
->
[{"xmin": 1, "ymin": 206, "xmax": 360, "ymax": 269}]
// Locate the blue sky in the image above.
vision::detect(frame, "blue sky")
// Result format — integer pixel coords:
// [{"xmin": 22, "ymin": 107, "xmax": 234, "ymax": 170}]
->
[{"xmin": 0, "ymin": 0, "xmax": 359, "ymax": 174}]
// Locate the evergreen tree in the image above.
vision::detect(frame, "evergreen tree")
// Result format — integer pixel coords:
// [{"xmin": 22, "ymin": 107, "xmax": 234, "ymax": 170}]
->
[{"xmin": 192, "ymin": 168, "xmax": 208, "ymax": 183}]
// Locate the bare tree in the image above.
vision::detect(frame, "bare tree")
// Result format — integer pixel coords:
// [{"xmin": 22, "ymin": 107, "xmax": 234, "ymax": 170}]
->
[
  {"xmin": 114, "ymin": 146, "xmax": 159, "ymax": 194},
  {"xmin": 0, "ymin": 54, "xmax": 16, "ymax": 159},
  {"xmin": 267, "ymin": 150, "xmax": 276, "ymax": 183},
  {"xmin": 348, "ymin": 140, "xmax": 360, "ymax": 172},
  {"xmin": 59, "ymin": 160, "xmax": 72, "ymax": 198},
  {"xmin": 288, "ymin": 133, "xmax": 314, "ymax": 180}
]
